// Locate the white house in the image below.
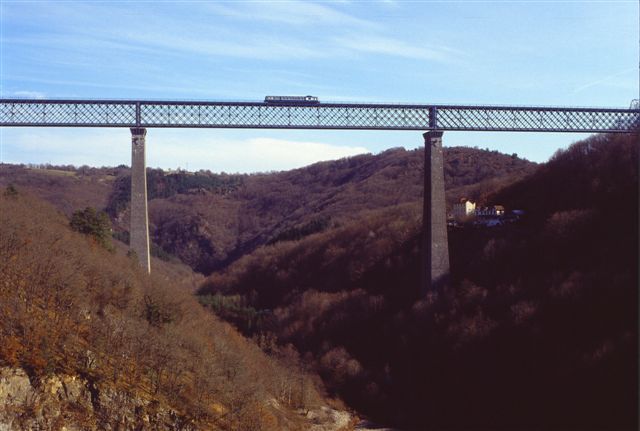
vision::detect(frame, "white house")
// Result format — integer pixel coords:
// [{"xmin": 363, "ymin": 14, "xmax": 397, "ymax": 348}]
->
[{"xmin": 452, "ymin": 198, "xmax": 476, "ymax": 220}]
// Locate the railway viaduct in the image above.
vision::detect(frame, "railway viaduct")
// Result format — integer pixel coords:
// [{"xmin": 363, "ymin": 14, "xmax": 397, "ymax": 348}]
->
[{"xmin": 1, "ymin": 98, "xmax": 638, "ymax": 293}]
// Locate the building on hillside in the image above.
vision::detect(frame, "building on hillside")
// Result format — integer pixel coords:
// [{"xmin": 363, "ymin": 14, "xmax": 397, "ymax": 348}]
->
[
  {"xmin": 451, "ymin": 199, "xmax": 513, "ymax": 227},
  {"xmin": 475, "ymin": 205, "xmax": 505, "ymax": 217},
  {"xmin": 452, "ymin": 198, "xmax": 476, "ymax": 220}
]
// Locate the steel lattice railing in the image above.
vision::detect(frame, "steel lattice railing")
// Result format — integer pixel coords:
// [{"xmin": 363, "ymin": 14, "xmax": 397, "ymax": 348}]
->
[{"xmin": 1, "ymin": 99, "xmax": 638, "ymax": 133}]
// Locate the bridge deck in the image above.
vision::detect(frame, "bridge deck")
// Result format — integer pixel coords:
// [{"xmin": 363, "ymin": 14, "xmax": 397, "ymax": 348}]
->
[{"xmin": 1, "ymin": 99, "xmax": 638, "ymax": 133}]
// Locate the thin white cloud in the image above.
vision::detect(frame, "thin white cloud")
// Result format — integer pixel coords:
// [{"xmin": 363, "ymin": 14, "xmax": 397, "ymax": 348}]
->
[
  {"xmin": 2, "ymin": 34, "xmax": 160, "ymax": 56},
  {"xmin": 334, "ymin": 35, "xmax": 460, "ymax": 62},
  {"xmin": 2, "ymin": 1, "xmax": 459, "ymax": 66},
  {"xmin": 105, "ymin": 28, "xmax": 329, "ymax": 61},
  {"xmin": 10, "ymin": 90, "xmax": 47, "ymax": 99},
  {"xmin": 1, "ymin": 129, "xmax": 131, "ymax": 167},
  {"xmin": 9, "ymin": 31, "xmax": 326, "ymax": 63},
  {"xmin": 205, "ymin": 1, "xmax": 376, "ymax": 29},
  {"xmin": 1, "ymin": 129, "xmax": 369, "ymax": 173},
  {"xmin": 148, "ymin": 136, "xmax": 370, "ymax": 173},
  {"xmin": 3, "ymin": 3, "xmax": 330, "ymax": 63},
  {"xmin": 2, "ymin": 75, "xmax": 235, "ymax": 98},
  {"xmin": 573, "ymin": 68, "xmax": 636, "ymax": 93}
]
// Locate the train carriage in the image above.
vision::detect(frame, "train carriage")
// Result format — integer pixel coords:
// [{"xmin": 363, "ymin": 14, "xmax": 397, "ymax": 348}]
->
[{"xmin": 264, "ymin": 95, "xmax": 320, "ymax": 105}]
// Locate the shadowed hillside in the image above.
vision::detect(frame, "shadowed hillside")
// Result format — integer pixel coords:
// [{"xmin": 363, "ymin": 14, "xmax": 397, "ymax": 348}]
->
[{"xmin": 198, "ymin": 133, "xmax": 638, "ymax": 430}]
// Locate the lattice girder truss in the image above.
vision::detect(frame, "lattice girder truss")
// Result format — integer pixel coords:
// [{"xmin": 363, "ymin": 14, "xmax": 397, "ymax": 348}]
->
[{"xmin": 1, "ymin": 100, "xmax": 638, "ymax": 133}]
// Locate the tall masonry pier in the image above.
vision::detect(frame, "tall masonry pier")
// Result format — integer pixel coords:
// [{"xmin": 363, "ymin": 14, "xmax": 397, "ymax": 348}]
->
[
  {"xmin": 421, "ymin": 129, "xmax": 450, "ymax": 293},
  {"xmin": 130, "ymin": 127, "xmax": 151, "ymax": 273}
]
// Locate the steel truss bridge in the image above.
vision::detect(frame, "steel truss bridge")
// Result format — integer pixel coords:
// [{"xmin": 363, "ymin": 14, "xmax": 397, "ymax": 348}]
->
[
  {"xmin": 1, "ymin": 99, "xmax": 639, "ymax": 132},
  {"xmin": 1, "ymin": 98, "xmax": 638, "ymax": 288}
]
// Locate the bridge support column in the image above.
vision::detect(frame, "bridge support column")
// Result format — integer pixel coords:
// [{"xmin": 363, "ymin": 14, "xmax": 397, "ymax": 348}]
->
[
  {"xmin": 421, "ymin": 131, "xmax": 449, "ymax": 293},
  {"xmin": 130, "ymin": 127, "xmax": 151, "ymax": 273}
]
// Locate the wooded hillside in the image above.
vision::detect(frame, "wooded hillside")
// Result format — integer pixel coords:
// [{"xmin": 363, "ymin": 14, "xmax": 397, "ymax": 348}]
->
[
  {"xmin": 198, "ymin": 133, "xmax": 638, "ymax": 430},
  {"xmin": 0, "ymin": 189, "xmax": 330, "ymax": 430},
  {"xmin": 5, "ymin": 137, "xmax": 630, "ymax": 430},
  {"xmin": 0, "ymin": 146, "xmax": 536, "ymax": 275}
]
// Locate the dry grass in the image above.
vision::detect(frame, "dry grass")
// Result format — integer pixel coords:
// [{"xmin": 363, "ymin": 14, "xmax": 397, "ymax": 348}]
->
[{"xmin": 0, "ymin": 189, "xmax": 324, "ymax": 429}]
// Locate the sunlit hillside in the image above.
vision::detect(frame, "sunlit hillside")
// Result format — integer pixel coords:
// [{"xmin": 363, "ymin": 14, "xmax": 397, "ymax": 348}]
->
[
  {"xmin": 0, "ymin": 190, "xmax": 341, "ymax": 430},
  {"xmin": 0, "ymin": 146, "xmax": 536, "ymax": 275}
]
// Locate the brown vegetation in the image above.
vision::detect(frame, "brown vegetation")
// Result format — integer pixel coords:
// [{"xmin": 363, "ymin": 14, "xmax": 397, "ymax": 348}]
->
[
  {"xmin": 6, "ymin": 138, "xmax": 626, "ymax": 430},
  {"xmin": 1, "ymin": 146, "xmax": 536, "ymax": 276},
  {"xmin": 156, "ymin": 146, "xmax": 533, "ymax": 273},
  {"xmin": 0, "ymin": 163, "xmax": 119, "ymax": 217},
  {"xmin": 0, "ymin": 190, "xmax": 327, "ymax": 429}
]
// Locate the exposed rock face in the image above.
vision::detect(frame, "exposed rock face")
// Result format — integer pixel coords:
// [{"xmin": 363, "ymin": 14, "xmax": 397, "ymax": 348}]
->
[
  {"xmin": 0, "ymin": 368, "xmax": 32, "ymax": 406},
  {"xmin": 0, "ymin": 368, "xmax": 356, "ymax": 430},
  {"xmin": 0, "ymin": 367, "xmax": 195, "ymax": 430},
  {"xmin": 305, "ymin": 406, "xmax": 353, "ymax": 431},
  {"xmin": 0, "ymin": 367, "xmax": 33, "ymax": 430}
]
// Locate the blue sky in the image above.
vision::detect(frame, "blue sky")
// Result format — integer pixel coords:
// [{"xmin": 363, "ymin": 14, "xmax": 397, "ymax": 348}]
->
[{"xmin": 1, "ymin": 0, "xmax": 638, "ymax": 172}]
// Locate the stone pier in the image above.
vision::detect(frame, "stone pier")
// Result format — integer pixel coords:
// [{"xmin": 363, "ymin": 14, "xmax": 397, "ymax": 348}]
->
[
  {"xmin": 421, "ymin": 131, "xmax": 450, "ymax": 293},
  {"xmin": 130, "ymin": 127, "xmax": 151, "ymax": 273}
]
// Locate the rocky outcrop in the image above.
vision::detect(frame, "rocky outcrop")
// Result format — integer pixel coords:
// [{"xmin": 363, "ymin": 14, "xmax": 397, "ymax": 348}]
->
[
  {"xmin": 0, "ymin": 367, "xmax": 195, "ymax": 430},
  {"xmin": 0, "ymin": 367, "xmax": 359, "ymax": 431},
  {"xmin": 305, "ymin": 406, "xmax": 353, "ymax": 431}
]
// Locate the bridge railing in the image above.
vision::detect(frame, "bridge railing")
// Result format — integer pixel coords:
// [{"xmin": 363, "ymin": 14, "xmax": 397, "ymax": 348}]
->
[
  {"xmin": 0, "ymin": 100, "xmax": 137, "ymax": 127},
  {"xmin": 435, "ymin": 105, "xmax": 640, "ymax": 133},
  {"xmin": 1, "ymin": 99, "xmax": 638, "ymax": 133}
]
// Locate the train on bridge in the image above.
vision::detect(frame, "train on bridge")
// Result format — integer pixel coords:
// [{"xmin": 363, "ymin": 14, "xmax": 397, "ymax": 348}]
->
[{"xmin": 264, "ymin": 95, "xmax": 320, "ymax": 105}]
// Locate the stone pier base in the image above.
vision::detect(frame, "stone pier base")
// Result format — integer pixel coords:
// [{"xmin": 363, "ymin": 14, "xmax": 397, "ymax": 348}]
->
[
  {"xmin": 130, "ymin": 127, "xmax": 150, "ymax": 273},
  {"xmin": 421, "ymin": 131, "xmax": 450, "ymax": 293}
]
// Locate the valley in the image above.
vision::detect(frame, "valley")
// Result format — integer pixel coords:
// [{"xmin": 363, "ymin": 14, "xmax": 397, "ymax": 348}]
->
[{"xmin": 1, "ymin": 134, "xmax": 637, "ymax": 430}]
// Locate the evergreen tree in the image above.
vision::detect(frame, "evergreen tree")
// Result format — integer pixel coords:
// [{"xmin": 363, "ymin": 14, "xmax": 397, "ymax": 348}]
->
[{"xmin": 70, "ymin": 207, "xmax": 114, "ymax": 251}]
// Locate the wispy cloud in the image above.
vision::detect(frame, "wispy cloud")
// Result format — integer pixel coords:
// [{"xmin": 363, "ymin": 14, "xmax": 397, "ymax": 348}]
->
[
  {"xmin": 124, "ymin": 33, "xmax": 328, "ymax": 61},
  {"xmin": 2, "ymin": 3, "xmax": 330, "ymax": 63},
  {"xmin": 2, "ymin": 34, "xmax": 159, "ymax": 56},
  {"xmin": 0, "ymin": 129, "xmax": 370, "ymax": 173},
  {"xmin": 205, "ymin": 1, "xmax": 377, "ymax": 29},
  {"xmin": 25, "ymin": 33, "xmax": 321, "ymax": 64},
  {"xmin": 2, "ymin": 76, "xmax": 224, "ymax": 97},
  {"xmin": 2, "ymin": 0, "xmax": 461, "ymax": 69},
  {"xmin": 1, "ymin": 129, "xmax": 131, "ymax": 167},
  {"xmin": 148, "ymin": 135, "xmax": 370, "ymax": 173},
  {"xmin": 9, "ymin": 90, "xmax": 47, "ymax": 99},
  {"xmin": 573, "ymin": 68, "xmax": 636, "ymax": 93},
  {"xmin": 377, "ymin": 0, "xmax": 400, "ymax": 7},
  {"xmin": 334, "ymin": 35, "xmax": 460, "ymax": 62}
]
